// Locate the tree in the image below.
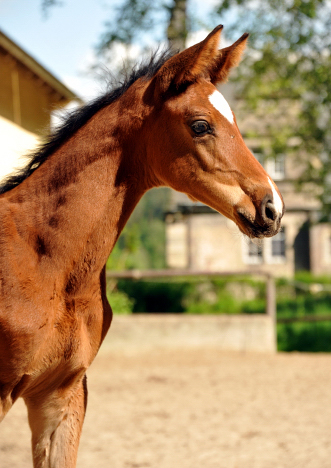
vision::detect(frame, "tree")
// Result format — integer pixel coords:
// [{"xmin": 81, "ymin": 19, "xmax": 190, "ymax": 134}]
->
[
  {"xmin": 99, "ymin": 0, "xmax": 188, "ymax": 53},
  {"xmin": 42, "ymin": 0, "xmax": 331, "ymax": 224},
  {"xmin": 42, "ymin": 0, "xmax": 189, "ymax": 53},
  {"xmin": 217, "ymin": 0, "xmax": 331, "ymax": 217}
]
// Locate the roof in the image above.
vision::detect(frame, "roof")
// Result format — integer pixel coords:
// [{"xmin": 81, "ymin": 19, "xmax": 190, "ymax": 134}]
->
[{"xmin": 0, "ymin": 29, "xmax": 79, "ymax": 103}]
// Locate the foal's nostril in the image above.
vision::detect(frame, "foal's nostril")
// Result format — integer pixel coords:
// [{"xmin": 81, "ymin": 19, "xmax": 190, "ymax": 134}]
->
[
  {"xmin": 261, "ymin": 195, "xmax": 279, "ymax": 225},
  {"xmin": 265, "ymin": 201, "xmax": 277, "ymax": 222}
]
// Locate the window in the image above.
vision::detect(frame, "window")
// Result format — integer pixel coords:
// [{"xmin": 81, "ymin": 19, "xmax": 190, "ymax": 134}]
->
[
  {"xmin": 243, "ymin": 228, "xmax": 286, "ymax": 265},
  {"xmin": 251, "ymin": 150, "xmax": 286, "ymax": 181},
  {"xmin": 265, "ymin": 227, "xmax": 286, "ymax": 264},
  {"xmin": 243, "ymin": 238, "xmax": 263, "ymax": 264},
  {"xmin": 265, "ymin": 154, "xmax": 286, "ymax": 180}
]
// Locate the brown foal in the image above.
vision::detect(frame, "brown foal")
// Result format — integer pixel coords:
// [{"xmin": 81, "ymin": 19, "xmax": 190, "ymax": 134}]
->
[{"xmin": 0, "ymin": 26, "xmax": 284, "ymax": 467}]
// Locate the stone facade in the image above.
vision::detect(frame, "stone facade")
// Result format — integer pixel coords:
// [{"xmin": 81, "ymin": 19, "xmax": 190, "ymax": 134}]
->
[{"xmin": 165, "ymin": 83, "xmax": 331, "ymax": 278}]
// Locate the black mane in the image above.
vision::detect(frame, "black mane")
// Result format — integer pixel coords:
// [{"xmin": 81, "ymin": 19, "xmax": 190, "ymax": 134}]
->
[{"xmin": 0, "ymin": 48, "xmax": 175, "ymax": 195}]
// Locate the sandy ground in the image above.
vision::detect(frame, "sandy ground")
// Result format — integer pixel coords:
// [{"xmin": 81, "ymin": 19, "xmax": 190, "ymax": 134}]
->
[{"xmin": 1, "ymin": 338, "xmax": 331, "ymax": 468}]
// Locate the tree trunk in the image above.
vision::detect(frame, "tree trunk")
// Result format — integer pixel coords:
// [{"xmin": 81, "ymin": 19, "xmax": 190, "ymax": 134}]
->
[{"xmin": 167, "ymin": 0, "xmax": 188, "ymax": 51}]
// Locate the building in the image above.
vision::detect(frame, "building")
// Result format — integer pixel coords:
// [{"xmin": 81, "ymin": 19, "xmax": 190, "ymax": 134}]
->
[
  {"xmin": 0, "ymin": 30, "xmax": 78, "ymax": 178},
  {"xmin": 165, "ymin": 84, "xmax": 331, "ymax": 277}
]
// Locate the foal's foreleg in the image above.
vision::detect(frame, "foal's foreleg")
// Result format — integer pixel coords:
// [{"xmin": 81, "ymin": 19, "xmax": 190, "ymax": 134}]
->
[{"xmin": 24, "ymin": 374, "xmax": 87, "ymax": 468}]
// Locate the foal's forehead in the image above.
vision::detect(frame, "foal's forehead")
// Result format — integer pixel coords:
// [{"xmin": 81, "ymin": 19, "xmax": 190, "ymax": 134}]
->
[
  {"xmin": 208, "ymin": 90, "xmax": 234, "ymax": 124},
  {"xmin": 177, "ymin": 83, "xmax": 234, "ymax": 125}
]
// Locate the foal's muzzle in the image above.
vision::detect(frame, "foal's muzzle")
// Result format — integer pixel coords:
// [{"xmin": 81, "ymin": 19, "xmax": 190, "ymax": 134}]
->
[{"xmin": 237, "ymin": 193, "xmax": 284, "ymax": 239}]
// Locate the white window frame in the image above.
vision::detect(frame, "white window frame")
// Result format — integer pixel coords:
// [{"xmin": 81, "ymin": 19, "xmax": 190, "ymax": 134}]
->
[
  {"xmin": 265, "ymin": 154, "xmax": 286, "ymax": 181},
  {"xmin": 242, "ymin": 238, "xmax": 263, "ymax": 265},
  {"xmin": 243, "ymin": 228, "xmax": 287, "ymax": 265},
  {"xmin": 265, "ymin": 228, "xmax": 286, "ymax": 264}
]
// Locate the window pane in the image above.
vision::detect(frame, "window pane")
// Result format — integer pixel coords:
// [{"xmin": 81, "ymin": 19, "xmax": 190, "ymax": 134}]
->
[
  {"xmin": 249, "ymin": 241, "xmax": 263, "ymax": 257},
  {"xmin": 267, "ymin": 155, "xmax": 285, "ymax": 180},
  {"xmin": 271, "ymin": 228, "xmax": 286, "ymax": 257}
]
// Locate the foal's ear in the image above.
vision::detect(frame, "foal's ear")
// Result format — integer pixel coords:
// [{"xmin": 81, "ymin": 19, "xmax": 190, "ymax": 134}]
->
[
  {"xmin": 154, "ymin": 25, "xmax": 224, "ymax": 96},
  {"xmin": 209, "ymin": 33, "xmax": 249, "ymax": 85}
]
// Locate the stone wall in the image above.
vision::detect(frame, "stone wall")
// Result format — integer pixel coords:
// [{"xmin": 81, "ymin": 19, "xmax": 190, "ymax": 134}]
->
[{"xmin": 105, "ymin": 314, "xmax": 277, "ymax": 353}]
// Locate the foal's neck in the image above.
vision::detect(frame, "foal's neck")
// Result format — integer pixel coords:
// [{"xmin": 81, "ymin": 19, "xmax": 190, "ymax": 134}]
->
[{"xmin": 6, "ymin": 81, "xmax": 154, "ymax": 289}]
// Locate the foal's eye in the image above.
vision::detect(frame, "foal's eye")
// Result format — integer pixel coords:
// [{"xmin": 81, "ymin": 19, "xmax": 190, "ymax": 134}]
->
[{"xmin": 191, "ymin": 120, "xmax": 210, "ymax": 136}]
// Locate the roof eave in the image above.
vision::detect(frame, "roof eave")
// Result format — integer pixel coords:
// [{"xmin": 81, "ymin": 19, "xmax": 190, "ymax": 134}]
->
[{"xmin": 0, "ymin": 30, "xmax": 80, "ymax": 103}]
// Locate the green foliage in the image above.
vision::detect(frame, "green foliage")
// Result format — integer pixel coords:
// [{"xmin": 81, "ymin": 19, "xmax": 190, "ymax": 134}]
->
[
  {"xmin": 107, "ymin": 288, "xmax": 135, "ymax": 314},
  {"xmin": 241, "ymin": 299, "xmax": 265, "ymax": 315},
  {"xmin": 185, "ymin": 290, "xmax": 241, "ymax": 314},
  {"xmin": 43, "ymin": 0, "xmax": 331, "ymax": 216},
  {"xmin": 41, "ymin": 0, "xmax": 204, "ymax": 72},
  {"xmin": 294, "ymin": 271, "xmax": 331, "ymax": 285},
  {"xmin": 275, "ymin": 272, "xmax": 331, "ymax": 351},
  {"xmin": 183, "ymin": 277, "xmax": 265, "ymax": 314},
  {"xmin": 217, "ymin": 0, "xmax": 331, "ymax": 216},
  {"xmin": 106, "ymin": 187, "xmax": 170, "ymax": 271},
  {"xmin": 113, "ymin": 274, "xmax": 331, "ymax": 351},
  {"xmin": 117, "ymin": 279, "xmax": 194, "ymax": 312},
  {"xmin": 277, "ymin": 294, "xmax": 331, "ymax": 319},
  {"xmin": 277, "ymin": 322, "xmax": 331, "ymax": 352},
  {"xmin": 116, "ymin": 276, "xmax": 266, "ymax": 314},
  {"xmin": 98, "ymin": 0, "xmax": 165, "ymax": 56}
]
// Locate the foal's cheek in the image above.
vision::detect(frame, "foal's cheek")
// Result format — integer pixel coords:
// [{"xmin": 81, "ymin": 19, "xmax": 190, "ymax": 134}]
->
[{"xmin": 193, "ymin": 138, "xmax": 218, "ymax": 171}]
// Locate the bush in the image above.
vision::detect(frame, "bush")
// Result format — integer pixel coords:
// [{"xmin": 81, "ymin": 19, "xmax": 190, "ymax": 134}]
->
[
  {"xmin": 117, "ymin": 279, "xmax": 193, "ymax": 313},
  {"xmin": 241, "ymin": 299, "xmax": 265, "ymax": 314},
  {"xmin": 108, "ymin": 273, "xmax": 331, "ymax": 351},
  {"xmin": 276, "ymin": 294, "xmax": 331, "ymax": 319},
  {"xmin": 277, "ymin": 321, "xmax": 331, "ymax": 352},
  {"xmin": 294, "ymin": 271, "xmax": 331, "ymax": 285},
  {"xmin": 115, "ymin": 277, "xmax": 266, "ymax": 314},
  {"xmin": 185, "ymin": 290, "xmax": 242, "ymax": 314},
  {"xmin": 107, "ymin": 289, "xmax": 135, "ymax": 314},
  {"xmin": 184, "ymin": 278, "xmax": 265, "ymax": 314}
]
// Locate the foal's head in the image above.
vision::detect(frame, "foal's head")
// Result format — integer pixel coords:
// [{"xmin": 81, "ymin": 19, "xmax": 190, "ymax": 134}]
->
[{"xmin": 145, "ymin": 25, "xmax": 284, "ymax": 238}]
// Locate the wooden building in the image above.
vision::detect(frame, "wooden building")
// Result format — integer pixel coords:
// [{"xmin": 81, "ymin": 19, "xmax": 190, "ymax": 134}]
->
[{"xmin": 0, "ymin": 30, "xmax": 78, "ymax": 178}]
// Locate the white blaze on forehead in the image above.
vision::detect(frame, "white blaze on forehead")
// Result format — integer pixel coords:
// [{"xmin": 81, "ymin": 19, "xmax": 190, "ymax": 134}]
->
[
  {"xmin": 268, "ymin": 177, "xmax": 283, "ymax": 215},
  {"xmin": 208, "ymin": 90, "xmax": 234, "ymax": 124}
]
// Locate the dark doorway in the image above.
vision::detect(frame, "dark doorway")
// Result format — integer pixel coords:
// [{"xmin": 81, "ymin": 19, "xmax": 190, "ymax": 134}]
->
[{"xmin": 294, "ymin": 222, "xmax": 310, "ymax": 271}]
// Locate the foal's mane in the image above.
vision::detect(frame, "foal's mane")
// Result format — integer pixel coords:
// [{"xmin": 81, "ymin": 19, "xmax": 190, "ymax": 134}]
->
[{"xmin": 0, "ymin": 48, "xmax": 174, "ymax": 195}]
